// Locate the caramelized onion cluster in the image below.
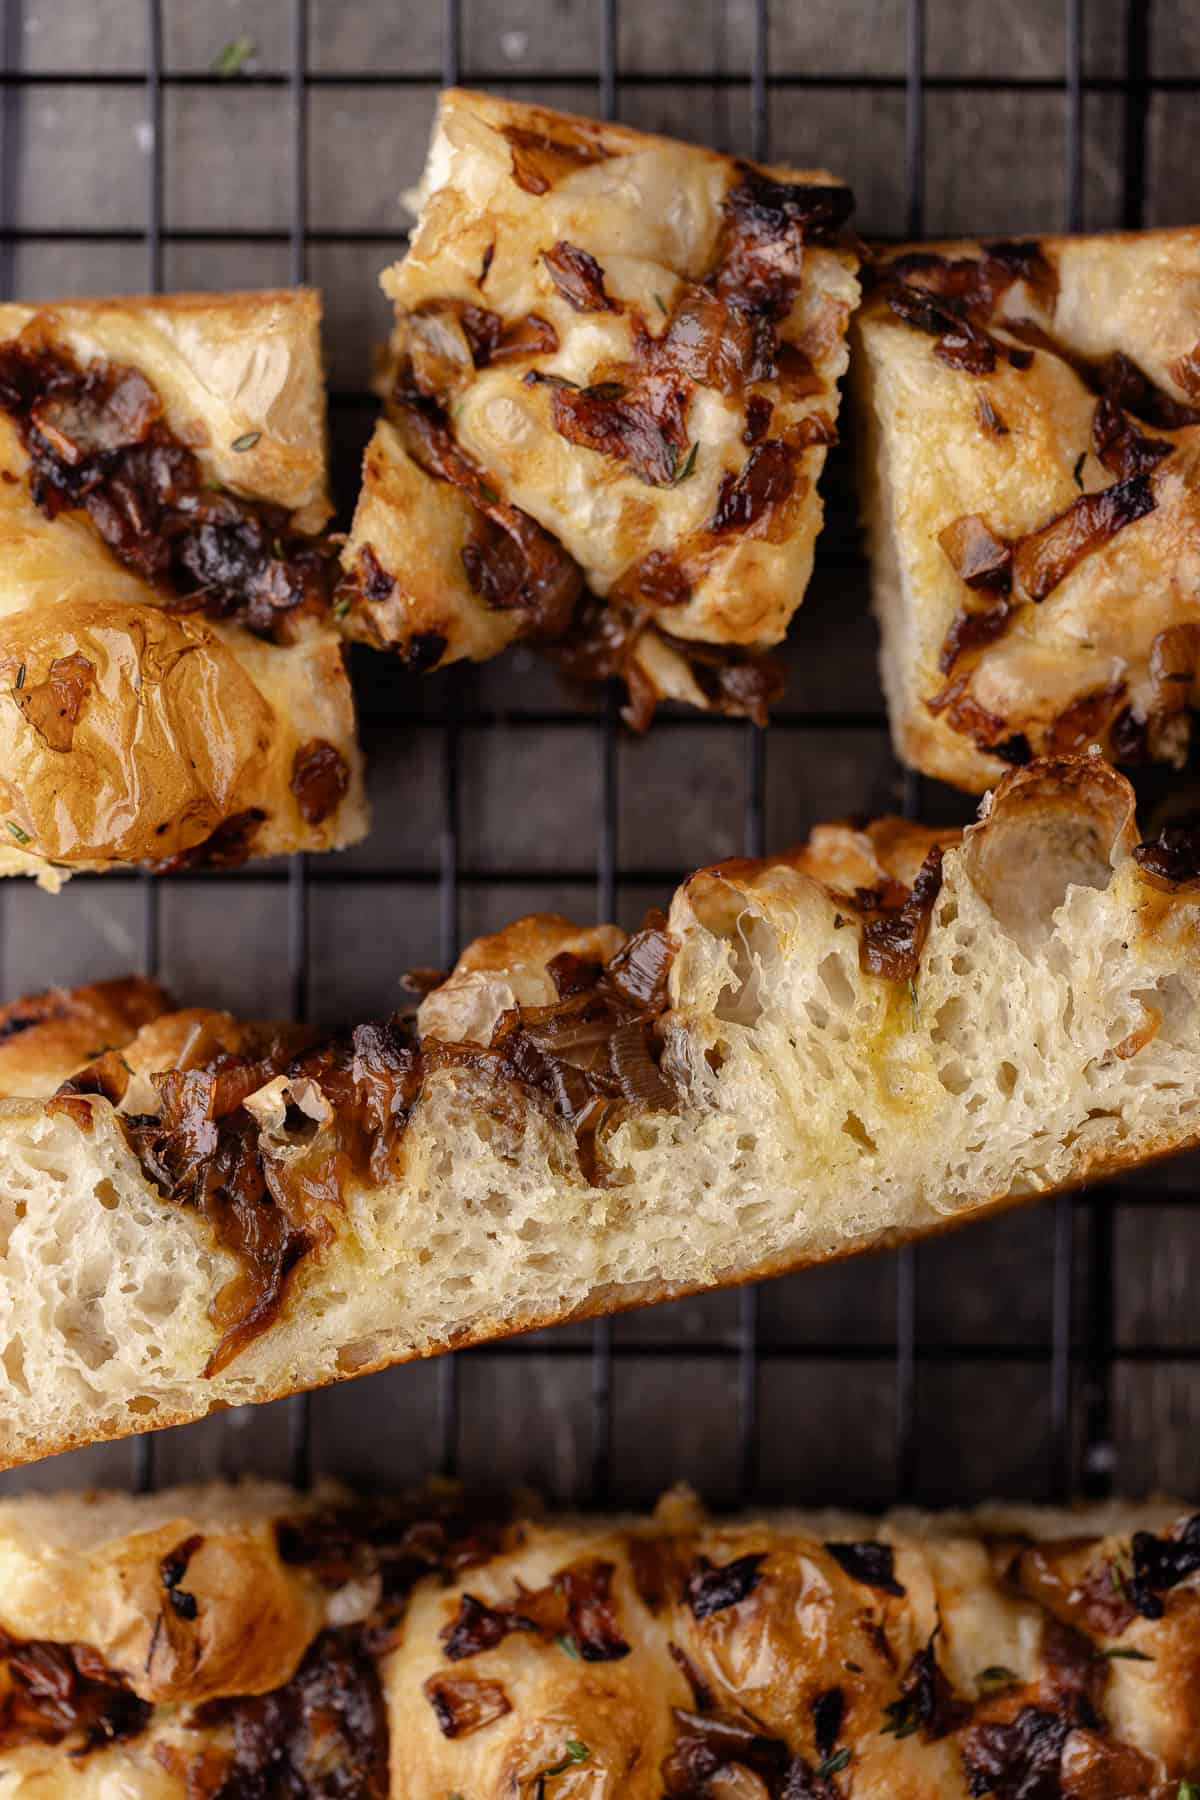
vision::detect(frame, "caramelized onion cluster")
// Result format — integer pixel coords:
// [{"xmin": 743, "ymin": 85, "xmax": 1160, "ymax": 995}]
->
[
  {"xmin": 0, "ymin": 338, "xmax": 337, "ymax": 643},
  {"xmin": 54, "ymin": 926, "xmax": 679, "ymax": 1373}
]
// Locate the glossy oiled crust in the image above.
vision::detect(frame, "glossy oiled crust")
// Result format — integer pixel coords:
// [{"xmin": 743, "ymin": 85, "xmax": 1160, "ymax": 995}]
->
[
  {"xmin": 3, "ymin": 757, "xmax": 1200, "ymax": 1470},
  {"xmin": 856, "ymin": 227, "xmax": 1200, "ymax": 792},
  {"xmin": 343, "ymin": 88, "xmax": 859, "ymax": 704},
  {"xmin": 0, "ymin": 1480, "xmax": 1197, "ymax": 1796},
  {"xmin": 0, "ymin": 289, "xmax": 366, "ymax": 882}
]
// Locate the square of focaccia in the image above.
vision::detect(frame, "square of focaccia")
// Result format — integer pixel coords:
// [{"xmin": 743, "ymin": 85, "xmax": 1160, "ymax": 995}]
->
[
  {"xmin": 341, "ymin": 87, "xmax": 860, "ymax": 724},
  {"xmin": 0, "ymin": 289, "xmax": 366, "ymax": 887},
  {"xmin": 856, "ymin": 227, "xmax": 1200, "ymax": 793}
]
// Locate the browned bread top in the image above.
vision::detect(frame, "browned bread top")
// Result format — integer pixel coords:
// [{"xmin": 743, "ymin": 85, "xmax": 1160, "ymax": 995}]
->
[{"xmin": 0, "ymin": 1479, "xmax": 1196, "ymax": 1795}]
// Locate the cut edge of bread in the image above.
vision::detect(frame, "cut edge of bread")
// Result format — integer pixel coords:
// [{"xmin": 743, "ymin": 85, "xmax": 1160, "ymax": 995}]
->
[{"xmin": 1, "ymin": 755, "xmax": 1199, "ymax": 1470}]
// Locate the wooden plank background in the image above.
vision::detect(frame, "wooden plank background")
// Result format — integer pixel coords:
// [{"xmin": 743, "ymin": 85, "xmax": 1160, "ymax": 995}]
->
[{"xmin": 0, "ymin": 0, "xmax": 1197, "ymax": 1508}]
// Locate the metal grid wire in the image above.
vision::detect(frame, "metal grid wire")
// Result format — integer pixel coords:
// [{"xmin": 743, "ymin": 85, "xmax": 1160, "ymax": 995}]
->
[{"xmin": 0, "ymin": 0, "xmax": 1192, "ymax": 1510}]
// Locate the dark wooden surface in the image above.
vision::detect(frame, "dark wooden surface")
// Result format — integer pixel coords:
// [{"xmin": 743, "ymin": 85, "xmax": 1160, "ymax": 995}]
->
[{"xmin": 0, "ymin": 0, "xmax": 1196, "ymax": 1508}]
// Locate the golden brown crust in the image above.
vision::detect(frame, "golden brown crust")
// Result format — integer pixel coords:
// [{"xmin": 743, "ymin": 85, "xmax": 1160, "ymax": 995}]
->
[
  {"xmin": 856, "ymin": 226, "xmax": 1200, "ymax": 793},
  {"xmin": 0, "ymin": 977, "xmax": 170, "ymax": 1100},
  {"xmin": 344, "ymin": 87, "xmax": 859, "ymax": 719},
  {"xmin": 417, "ymin": 912, "xmax": 628, "ymax": 1045},
  {"xmin": 0, "ymin": 1481, "xmax": 1197, "ymax": 1796}
]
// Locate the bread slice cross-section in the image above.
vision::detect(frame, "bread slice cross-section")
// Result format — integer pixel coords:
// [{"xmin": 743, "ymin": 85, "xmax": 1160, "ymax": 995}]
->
[
  {"xmin": 0, "ymin": 753, "xmax": 1198, "ymax": 1468},
  {"xmin": 0, "ymin": 1476, "xmax": 1196, "ymax": 1794},
  {"xmin": 340, "ymin": 88, "xmax": 860, "ymax": 726}
]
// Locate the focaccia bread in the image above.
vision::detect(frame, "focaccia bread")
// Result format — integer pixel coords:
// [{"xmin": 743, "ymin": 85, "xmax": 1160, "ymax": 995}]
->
[
  {"xmin": 340, "ymin": 88, "xmax": 860, "ymax": 725},
  {"xmin": 2, "ymin": 754, "xmax": 1200, "ymax": 1467},
  {"xmin": 0, "ymin": 289, "xmax": 366, "ymax": 885},
  {"xmin": 0, "ymin": 1478, "xmax": 1197, "ymax": 1796},
  {"xmin": 855, "ymin": 227, "xmax": 1200, "ymax": 792}
]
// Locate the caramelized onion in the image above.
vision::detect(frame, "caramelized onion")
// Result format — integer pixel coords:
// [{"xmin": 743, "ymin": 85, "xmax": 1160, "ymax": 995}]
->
[
  {"xmin": 441, "ymin": 1557, "xmax": 630, "ymax": 1663},
  {"xmin": 1043, "ymin": 683, "xmax": 1126, "ymax": 757},
  {"xmin": 290, "ymin": 738, "xmax": 350, "ymax": 826},
  {"xmin": 1013, "ymin": 475, "xmax": 1156, "ymax": 603},
  {"xmin": 686, "ymin": 1553, "xmax": 765, "ymax": 1619},
  {"xmin": 1089, "ymin": 394, "xmax": 1174, "ymax": 481},
  {"xmin": 390, "ymin": 383, "xmax": 582, "ymax": 639},
  {"xmin": 422, "ymin": 1673, "xmax": 511, "ymax": 1739},
  {"xmin": 925, "ymin": 676, "xmax": 1010, "ymax": 753},
  {"xmin": 56, "ymin": 923, "xmax": 678, "ymax": 1375},
  {"xmin": 502, "ymin": 122, "xmax": 610, "ymax": 194},
  {"xmin": 937, "ymin": 513, "xmax": 1012, "ymax": 591},
  {"xmin": 859, "ymin": 847, "xmax": 944, "ymax": 983},
  {"xmin": 717, "ymin": 166, "xmax": 852, "ymax": 316},
  {"xmin": 543, "ymin": 241, "xmax": 620, "ymax": 313},
  {"xmin": 938, "ymin": 598, "xmax": 1012, "ymax": 675},
  {"xmin": 709, "ymin": 441, "xmax": 796, "ymax": 533},
  {"xmin": 144, "ymin": 808, "xmax": 268, "ymax": 875},
  {"xmin": 0, "ymin": 1629, "xmax": 150, "ymax": 1753},
  {"xmin": 13, "ymin": 651, "xmax": 95, "ymax": 752},
  {"xmin": 550, "ymin": 372, "xmax": 690, "ymax": 487},
  {"xmin": 609, "ymin": 1018, "xmax": 676, "ymax": 1107},
  {"xmin": 195, "ymin": 1628, "xmax": 388, "ymax": 1800},
  {"xmin": 661, "ymin": 1708, "xmax": 790, "ymax": 1798},
  {"xmin": 0, "ymin": 338, "xmax": 337, "ymax": 642},
  {"xmin": 962, "ymin": 1707, "xmax": 1072, "ymax": 1800}
]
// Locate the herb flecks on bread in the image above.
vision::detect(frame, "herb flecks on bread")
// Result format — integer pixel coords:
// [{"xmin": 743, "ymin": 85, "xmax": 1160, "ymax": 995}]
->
[
  {"xmin": 340, "ymin": 88, "xmax": 860, "ymax": 726},
  {"xmin": 0, "ymin": 1480, "xmax": 1197, "ymax": 1795}
]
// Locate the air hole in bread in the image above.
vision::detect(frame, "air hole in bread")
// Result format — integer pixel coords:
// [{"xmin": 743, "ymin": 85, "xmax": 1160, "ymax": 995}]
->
[
  {"xmin": 930, "ymin": 994, "xmax": 968, "ymax": 1048},
  {"xmin": 997, "ymin": 1061, "xmax": 1019, "ymax": 1097},
  {"xmin": 939, "ymin": 1059, "xmax": 970, "ymax": 1096},
  {"xmin": 818, "ymin": 952, "xmax": 856, "ymax": 1013},
  {"xmin": 1145, "ymin": 973, "xmax": 1190, "ymax": 1038},
  {"xmin": 56, "ymin": 1301, "xmax": 116, "ymax": 1373},
  {"xmin": 2, "ymin": 1334, "xmax": 28, "ymax": 1395},
  {"xmin": 127, "ymin": 1395, "xmax": 159, "ymax": 1416},
  {"xmin": 842, "ymin": 1111, "xmax": 877, "ymax": 1152},
  {"xmin": 337, "ymin": 1336, "xmax": 386, "ymax": 1374},
  {"xmin": 709, "ymin": 912, "xmax": 775, "ymax": 1029},
  {"xmin": 964, "ymin": 764, "xmax": 1131, "ymax": 951},
  {"xmin": 94, "ymin": 1178, "xmax": 120, "ymax": 1211}
]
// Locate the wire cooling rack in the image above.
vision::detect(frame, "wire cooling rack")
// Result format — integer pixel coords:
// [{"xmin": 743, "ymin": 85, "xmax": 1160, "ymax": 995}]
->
[{"xmin": 0, "ymin": 0, "xmax": 1196, "ymax": 1510}]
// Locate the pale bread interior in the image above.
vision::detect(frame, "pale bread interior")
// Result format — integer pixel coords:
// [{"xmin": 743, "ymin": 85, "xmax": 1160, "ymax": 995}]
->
[{"xmin": 0, "ymin": 757, "xmax": 1197, "ymax": 1468}]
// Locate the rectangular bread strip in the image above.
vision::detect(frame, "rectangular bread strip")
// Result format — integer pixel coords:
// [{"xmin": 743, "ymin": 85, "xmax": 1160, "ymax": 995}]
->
[
  {"xmin": 0, "ymin": 754, "xmax": 1198, "ymax": 1467},
  {"xmin": 0, "ymin": 1477, "xmax": 1195, "ymax": 1794}
]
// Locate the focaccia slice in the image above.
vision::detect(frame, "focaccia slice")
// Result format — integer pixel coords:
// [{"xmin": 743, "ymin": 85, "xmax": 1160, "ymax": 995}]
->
[
  {"xmin": 0, "ymin": 289, "xmax": 366, "ymax": 885},
  {"xmin": 0, "ymin": 1478, "xmax": 1196, "ymax": 1796},
  {"xmin": 340, "ymin": 88, "xmax": 860, "ymax": 725},
  {"xmin": 1, "ymin": 755, "xmax": 1200, "ymax": 1467},
  {"xmin": 855, "ymin": 227, "xmax": 1200, "ymax": 792}
]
